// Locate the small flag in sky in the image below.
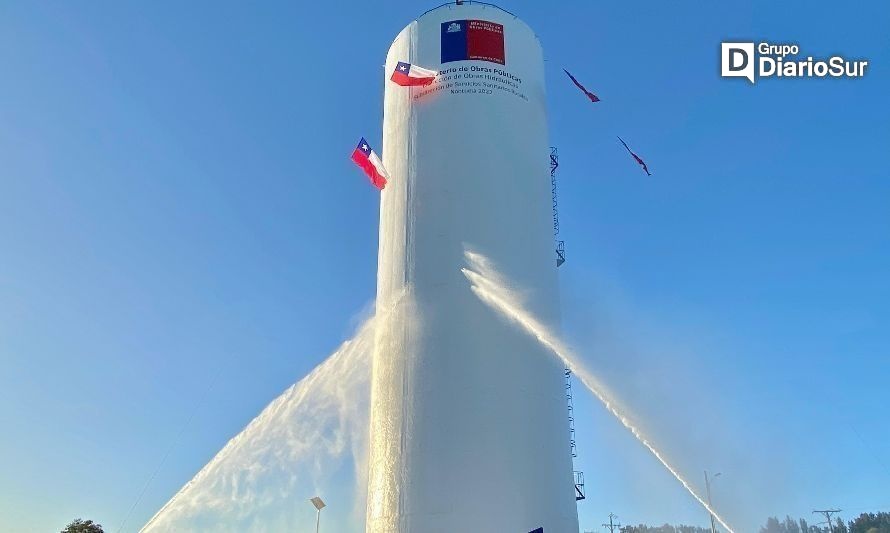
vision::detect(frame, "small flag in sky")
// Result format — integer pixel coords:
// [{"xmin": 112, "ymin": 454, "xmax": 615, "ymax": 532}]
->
[
  {"xmin": 617, "ymin": 136, "xmax": 651, "ymax": 176},
  {"xmin": 391, "ymin": 61, "xmax": 437, "ymax": 86},
  {"xmin": 351, "ymin": 138, "xmax": 389, "ymax": 190},
  {"xmin": 563, "ymin": 69, "xmax": 600, "ymax": 103}
]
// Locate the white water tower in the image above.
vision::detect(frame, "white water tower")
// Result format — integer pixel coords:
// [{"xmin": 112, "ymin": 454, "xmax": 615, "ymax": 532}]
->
[{"xmin": 367, "ymin": 3, "xmax": 580, "ymax": 532}]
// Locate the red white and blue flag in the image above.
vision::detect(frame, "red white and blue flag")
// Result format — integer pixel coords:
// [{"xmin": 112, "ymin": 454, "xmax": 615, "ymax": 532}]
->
[
  {"xmin": 391, "ymin": 61, "xmax": 437, "ymax": 86},
  {"xmin": 351, "ymin": 138, "xmax": 389, "ymax": 190}
]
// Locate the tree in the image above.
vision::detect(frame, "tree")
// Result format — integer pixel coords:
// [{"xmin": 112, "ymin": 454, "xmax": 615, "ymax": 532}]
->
[
  {"xmin": 785, "ymin": 516, "xmax": 802, "ymax": 533},
  {"xmin": 848, "ymin": 512, "xmax": 890, "ymax": 533},
  {"xmin": 762, "ymin": 516, "xmax": 785, "ymax": 533},
  {"xmin": 61, "ymin": 519, "xmax": 104, "ymax": 533}
]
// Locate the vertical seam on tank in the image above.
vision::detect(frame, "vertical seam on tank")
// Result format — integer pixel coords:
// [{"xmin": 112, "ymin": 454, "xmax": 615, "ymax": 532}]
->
[{"xmin": 395, "ymin": 22, "xmax": 418, "ymax": 530}]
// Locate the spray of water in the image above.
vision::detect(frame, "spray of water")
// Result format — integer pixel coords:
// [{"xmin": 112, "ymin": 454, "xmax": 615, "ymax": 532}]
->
[
  {"xmin": 139, "ymin": 292, "xmax": 416, "ymax": 532},
  {"xmin": 461, "ymin": 250, "xmax": 737, "ymax": 533},
  {"xmin": 139, "ymin": 318, "xmax": 375, "ymax": 532}
]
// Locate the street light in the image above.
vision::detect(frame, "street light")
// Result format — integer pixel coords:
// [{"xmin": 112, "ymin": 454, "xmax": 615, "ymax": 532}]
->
[
  {"xmin": 309, "ymin": 496, "xmax": 326, "ymax": 533},
  {"xmin": 704, "ymin": 471, "xmax": 722, "ymax": 533}
]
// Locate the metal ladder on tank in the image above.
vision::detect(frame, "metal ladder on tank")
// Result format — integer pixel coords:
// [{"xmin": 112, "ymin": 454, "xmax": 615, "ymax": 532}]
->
[
  {"xmin": 550, "ymin": 147, "xmax": 584, "ymax": 501},
  {"xmin": 566, "ymin": 368, "xmax": 586, "ymax": 501},
  {"xmin": 550, "ymin": 147, "xmax": 566, "ymax": 267}
]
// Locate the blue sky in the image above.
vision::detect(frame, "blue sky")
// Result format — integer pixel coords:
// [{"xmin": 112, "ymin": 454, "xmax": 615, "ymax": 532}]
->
[{"xmin": 1, "ymin": 1, "xmax": 888, "ymax": 532}]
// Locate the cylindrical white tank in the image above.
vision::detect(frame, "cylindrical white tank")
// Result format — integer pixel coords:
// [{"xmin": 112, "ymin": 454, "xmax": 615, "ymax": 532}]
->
[{"xmin": 367, "ymin": 4, "xmax": 579, "ymax": 532}]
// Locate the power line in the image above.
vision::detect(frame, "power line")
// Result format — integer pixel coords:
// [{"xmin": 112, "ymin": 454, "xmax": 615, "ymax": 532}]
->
[
  {"xmin": 847, "ymin": 421, "xmax": 890, "ymax": 479},
  {"xmin": 837, "ymin": 503, "xmax": 890, "ymax": 512},
  {"xmin": 116, "ymin": 367, "xmax": 224, "ymax": 533}
]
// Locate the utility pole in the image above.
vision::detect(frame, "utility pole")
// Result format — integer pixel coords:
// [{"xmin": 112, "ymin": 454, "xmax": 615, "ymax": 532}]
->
[
  {"xmin": 704, "ymin": 470, "xmax": 721, "ymax": 533},
  {"xmin": 603, "ymin": 513, "xmax": 621, "ymax": 533},
  {"xmin": 813, "ymin": 509, "xmax": 841, "ymax": 533}
]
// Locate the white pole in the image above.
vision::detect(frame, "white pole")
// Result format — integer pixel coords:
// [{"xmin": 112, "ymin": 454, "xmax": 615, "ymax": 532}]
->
[{"xmin": 315, "ymin": 508, "xmax": 320, "ymax": 533}]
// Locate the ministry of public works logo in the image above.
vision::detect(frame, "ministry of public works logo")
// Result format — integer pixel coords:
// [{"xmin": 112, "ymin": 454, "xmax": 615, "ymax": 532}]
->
[{"xmin": 721, "ymin": 42, "xmax": 869, "ymax": 84}]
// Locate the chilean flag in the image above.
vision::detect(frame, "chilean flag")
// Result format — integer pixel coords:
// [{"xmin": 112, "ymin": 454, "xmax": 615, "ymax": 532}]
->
[
  {"xmin": 351, "ymin": 138, "xmax": 388, "ymax": 190},
  {"xmin": 391, "ymin": 61, "xmax": 437, "ymax": 86}
]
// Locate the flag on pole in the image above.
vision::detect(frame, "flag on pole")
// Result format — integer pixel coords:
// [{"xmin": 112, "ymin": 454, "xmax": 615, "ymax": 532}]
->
[
  {"xmin": 563, "ymin": 69, "xmax": 600, "ymax": 103},
  {"xmin": 351, "ymin": 138, "xmax": 389, "ymax": 190},
  {"xmin": 390, "ymin": 61, "xmax": 438, "ymax": 86},
  {"xmin": 617, "ymin": 136, "xmax": 652, "ymax": 176}
]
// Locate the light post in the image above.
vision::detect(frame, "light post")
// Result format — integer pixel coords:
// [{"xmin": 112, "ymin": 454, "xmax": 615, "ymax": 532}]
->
[
  {"xmin": 704, "ymin": 471, "xmax": 721, "ymax": 533},
  {"xmin": 309, "ymin": 496, "xmax": 326, "ymax": 533}
]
